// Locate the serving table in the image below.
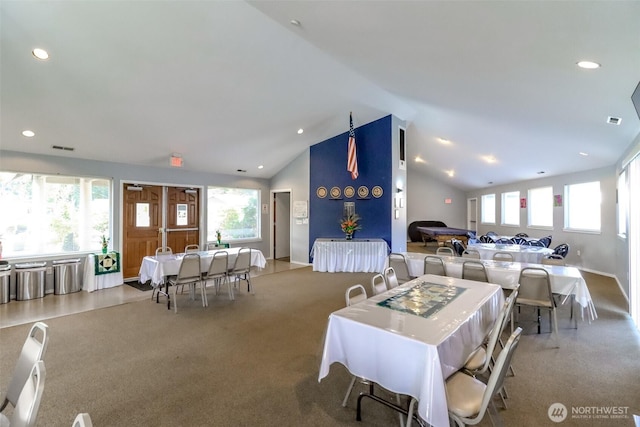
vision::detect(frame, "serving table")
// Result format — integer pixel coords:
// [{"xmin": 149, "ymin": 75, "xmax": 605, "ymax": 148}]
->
[
  {"xmin": 139, "ymin": 247, "xmax": 266, "ymax": 286},
  {"xmin": 310, "ymin": 238, "xmax": 389, "ymax": 273},
  {"xmin": 318, "ymin": 274, "xmax": 503, "ymax": 427},
  {"xmin": 83, "ymin": 252, "xmax": 123, "ymax": 292},
  {"xmin": 403, "ymin": 252, "xmax": 597, "ymax": 321},
  {"xmin": 468, "ymin": 242, "xmax": 553, "ymax": 264}
]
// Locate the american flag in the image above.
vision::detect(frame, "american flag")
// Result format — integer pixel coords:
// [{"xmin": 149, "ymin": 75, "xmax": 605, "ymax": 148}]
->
[{"xmin": 347, "ymin": 113, "xmax": 358, "ymax": 180}]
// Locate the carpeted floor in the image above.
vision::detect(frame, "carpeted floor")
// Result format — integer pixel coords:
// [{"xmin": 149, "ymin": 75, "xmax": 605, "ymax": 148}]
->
[{"xmin": 0, "ymin": 266, "xmax": 638, "ymax": 426}]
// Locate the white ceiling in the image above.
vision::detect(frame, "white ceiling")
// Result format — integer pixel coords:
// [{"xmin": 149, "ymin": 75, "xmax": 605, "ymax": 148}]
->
[{"xmin": 1, "ymin": 1, "xmax": 639, "ymax": 190}]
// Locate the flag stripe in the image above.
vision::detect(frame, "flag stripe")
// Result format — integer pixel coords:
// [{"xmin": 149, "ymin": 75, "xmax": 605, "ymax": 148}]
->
[{"xmin": 347, "ymin": 114, "xmax": 358, "ymax": 180}]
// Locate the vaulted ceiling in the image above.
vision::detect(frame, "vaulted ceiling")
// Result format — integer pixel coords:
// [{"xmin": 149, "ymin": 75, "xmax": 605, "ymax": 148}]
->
[{"xmin": 1, "ymin": 1, "xmax": 639, "ymax": 190}]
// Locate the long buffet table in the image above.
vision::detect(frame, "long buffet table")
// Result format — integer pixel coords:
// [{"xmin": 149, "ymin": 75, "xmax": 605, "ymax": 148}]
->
[
  {"xmin": 139, "ymin": 247, "xmax": 266, "ymax": 286},
  {"xmin": 402, "ymin": 252, "xmax": 597, "ymax": 321},
  {"xmin": 468, "ymin": 242, "xmax": 553, "ymax": 263},
  {"xmin": 310, "ymin": 238, "xmax": 389, "ymax": 273}
]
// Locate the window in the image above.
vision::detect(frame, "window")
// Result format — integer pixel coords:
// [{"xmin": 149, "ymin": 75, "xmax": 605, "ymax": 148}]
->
[
  {"xmin": 528, "ymin": 186, "xmax": 553, "ymax": 228},
  {"xmin": 618, "ymin": 171, "xmax": 628, "ymax": 237},
  {"xmin": 481, "ymin": 194, "xmax": 495, "ymax": 224},
  {"xmin": 564, "ymin": 181, "xmax": 601, "ymax": 232},
  {"xmin": 501, "ymin": 191, "xmax": 520, "ymax": 226},
  {"xmin": 0, "ymin": 172, "xmax": 111, "ymax": 257},
  {"xmin": 207, "ymin": 187, "xmax": 260, "ymax": 242}
]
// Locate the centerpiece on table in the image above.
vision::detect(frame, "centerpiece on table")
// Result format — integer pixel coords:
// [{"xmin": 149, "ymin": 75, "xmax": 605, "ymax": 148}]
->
[
  {"xmin": 100, "ymin": 235, "xmax": 110, "ymax": 254},
  {"xmin": 216, "ymin": 229, "xmax": 222, "ymax": 245},
  {"xmin": 340, "ymin": 214, "xmax": 362, "ymax": 240}
]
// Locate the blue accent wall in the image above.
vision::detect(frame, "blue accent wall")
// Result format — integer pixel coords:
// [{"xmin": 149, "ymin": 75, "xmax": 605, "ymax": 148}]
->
[{"xmin": 309, "ymin": 115, "xmax": 392, "ymax": 261}]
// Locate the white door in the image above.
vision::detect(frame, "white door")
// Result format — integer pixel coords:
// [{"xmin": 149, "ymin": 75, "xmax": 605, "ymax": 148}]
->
[{"xmin": 273, "ymin": 192, "xmax": 291, "ymax": 259}]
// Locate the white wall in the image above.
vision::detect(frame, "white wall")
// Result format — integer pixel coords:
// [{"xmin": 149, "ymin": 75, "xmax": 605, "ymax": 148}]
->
[
  {"xmin": 465, "ymin": 166, "xmax": 618, "ymax": 279},
  {"xmin": 407, "ymin": 170, "xmax": 468, "ymax": 232},
  {"xmin": 269, "ymin": 150, "xmax": 310, "ymax": 265}
]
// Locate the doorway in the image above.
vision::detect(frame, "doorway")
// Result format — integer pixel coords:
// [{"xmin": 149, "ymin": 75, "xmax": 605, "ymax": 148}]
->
[
  {"xmin": 122, "ymin": 183, "xmax": 200, "ymax": 280},
  {"xmin": 467, "ymin": 198, "xmax": 477, "ymax": 234},
  {"xmin": 272, "ymin": 191, "xmax": 291, "ymax": 261}
]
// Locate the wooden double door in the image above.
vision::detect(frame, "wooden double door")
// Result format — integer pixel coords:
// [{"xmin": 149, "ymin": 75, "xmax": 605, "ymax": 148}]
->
[{"xmin": 122, "ymin": 184, "xmax": 200, "ymax": 279}]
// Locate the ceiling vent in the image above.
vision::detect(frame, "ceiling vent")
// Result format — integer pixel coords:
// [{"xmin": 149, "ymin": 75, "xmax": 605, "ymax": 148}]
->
[
  {"xmin": 607, "ymin": 116, "xmax": 622, "ymax": 125},
  {"xmin": 52, "ymin": 145, "xmax": 75, "ymax": 151}
]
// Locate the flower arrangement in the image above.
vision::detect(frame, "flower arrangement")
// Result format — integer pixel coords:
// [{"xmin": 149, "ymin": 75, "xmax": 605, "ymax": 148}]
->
[
  {"xmin": 216, "ymin": 229, "xmax": 222, "ymax": 243},
  {"xmin": 340, "ymin": 214, "xmax": 362, "ymax": 238},
  {"xmin": 100, "ymin": 235, "xmax": 110, "ymax": 253}
]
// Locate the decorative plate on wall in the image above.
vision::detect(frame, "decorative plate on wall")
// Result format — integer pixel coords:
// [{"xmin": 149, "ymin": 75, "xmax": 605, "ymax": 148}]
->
[
  {"xmin": 372, "ymin": 186, "xmax": 384, "ymax": 198},
  {"xmin": 344, "ymin": 186, "xmax": 355, "ymax": 198},
  {"xmin": 357, "ymin": 186, "xmax": 369, "ymax": 198},
  {"xmin": 316, "ymin": 186, "xmax": 327, "ymax": 198},
  {"xmin": 330, "ymin": 186, "xmax": 341, "ymax": 198}
]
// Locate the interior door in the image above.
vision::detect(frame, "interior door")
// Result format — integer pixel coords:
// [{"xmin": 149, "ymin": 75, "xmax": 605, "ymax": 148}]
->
[
  {"xmin": 273, "ymin": 192, "xmax": 290, "ymax": 260},
  {"xmin": 166, "ymin": 187, "xmax": 199, "ymax": 253},
  {"xmin": 122, "ymin": 184, "xmax": 163, "ymax": 279}
]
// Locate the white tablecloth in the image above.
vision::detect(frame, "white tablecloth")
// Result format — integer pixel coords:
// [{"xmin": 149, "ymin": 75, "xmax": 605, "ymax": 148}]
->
[
  {"xmin": 310, "ymin": 238, "xmax": 389, "ymax": 273},
  {"xmin": 468, "ymin": 242, "xmax": 553, "ymax": 264},
  {"xmin": 319, "ymin": 274, "xmax": 503, "ymax": 427},
  {"xmin": 83, "ymin": 254, "xmax": 124, "ymax": 292},
  {"xmin": 403, "ymin": 252, "xmax": 597, "ymax": 321},
  {"xmin": 138, "ymin": 248, "xmax": 267, "ymax": 286}
]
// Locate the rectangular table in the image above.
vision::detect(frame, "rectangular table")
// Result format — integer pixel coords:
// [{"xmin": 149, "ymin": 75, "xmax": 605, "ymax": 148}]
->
[
  {"xmin": 468, "ymin": 242, "xmax": 553, "ymax": 264},
  {"xmin": 318, "ymin": 274, "xmax": 504, "ymax": 427},
  {"xmin": 402, "ymin": 252, "xmax": 597, "ymax": 321},
  {"xmin": 416, "ymin": 226, "xmax": 474, "ymax": 247},
  {"xmin": 139, "ymin": 247, "xmax": 267, "ymax": 286},
  {"xmin": 83, "ymin": 252, "xmax": 124, "ymax": 292},
  {"xmin": 310, "ymin": 238, "xmax": 389, "ymax": 273}
]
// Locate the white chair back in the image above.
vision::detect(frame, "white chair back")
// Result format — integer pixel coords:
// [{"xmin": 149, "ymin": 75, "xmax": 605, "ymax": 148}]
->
[
  {"xmin": 462, "ymin": 261, "xmax": 488, "ymax": 282},
  {"xmin": 184, "ymin": 244, "xmax": 200, "ymax": 253},
  {"xmin": 345, "ymin": 284, "xmax": 367, "ymax": 306},
  {"xmin": 10, "ymin": 360, "xmax": 46, "ymax": 427},
  {"xmin": 0, "ymin": 322, "xmax": 49, "ymax": 412},
  {"xmin": 435, "ymin": 247, "xmax": 455, "ymax": 256},
  {"xmin": 207, "ymin": 251, "xmax": 229, "ymax": 277},
  {"xmin": 388, "ymin": 253, "xmax": 412, "ymax": 282},
  {"xmin": 371, "ymin": 274, "xmax": 387, "ymax": 296},
  {"xmin": 72, "ymin": 413, "xmax": 93, "ymax": 427},
  {"xmin": 155, "ymin": 246, "xmax": 172, "ymax": 256},
  {"xmin": 423, "ymin": 256, "xmax": 445, "ymax": 276},
  {"xmin": 383, "ymin": 267, "xmax": 400, "ymax": 289},
  {"xmin": 462, "ymin": 249, "xmax": 481, "ymax": 259},
  {"xmin": 493, "ymin": 251, "xmax": 514, "ymax": 262}
]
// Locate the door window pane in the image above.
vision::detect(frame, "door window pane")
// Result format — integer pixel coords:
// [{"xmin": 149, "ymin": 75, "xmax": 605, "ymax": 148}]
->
[{"xmin": 136, "ymin": 203, "xmax": 150, "ymax": 227}]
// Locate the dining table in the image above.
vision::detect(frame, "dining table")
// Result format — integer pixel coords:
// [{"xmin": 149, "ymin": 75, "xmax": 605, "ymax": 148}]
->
[
  {"xmin": 138, "ymin": 247, "xmax": 267, "ymax": 287},
  {"xmin": 468, "ymin": 242, "xmax": 553, "ymax": 263},
  {"xmin": 402, "ymin": 252, "xmax": 597, "ymax": 322},
  {"xmin": 318, "ymin": 274, "xmax": 504, "ymax": 427}
]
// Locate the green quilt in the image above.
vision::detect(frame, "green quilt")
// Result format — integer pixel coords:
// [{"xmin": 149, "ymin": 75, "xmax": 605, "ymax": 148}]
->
[{"xmin": 94, "ymin": 252, "xmax": 120, "ymax": 275}]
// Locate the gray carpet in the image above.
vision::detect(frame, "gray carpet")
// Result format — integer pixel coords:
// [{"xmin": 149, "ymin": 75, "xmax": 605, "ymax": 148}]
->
[{"xmin": 0, "ymin": 267, "xmax": 638, "ymax": 426}]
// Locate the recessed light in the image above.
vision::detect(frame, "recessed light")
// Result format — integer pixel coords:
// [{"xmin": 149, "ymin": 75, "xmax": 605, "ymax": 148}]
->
[
  {"xmin": 414, "ymin": 156, "xmax": 425, "ymax": 163},
  {"xmin": 446, "ymin": 170, "xmax": 455, "ymax": 177},
  {"xmin": 290, "ymin": 19, "xmax": 301, "ymax": 26},
  {"xmin": 258, "ymin": 165, "xmax": 264, "ymax": 169},
  {"xmin": 579, "ymin": 152, "xmax": 589, "ymax": 156},
  {"xmin": 32, "ymin": 48, "xmax": 49, "ymax": 60},
  {"xmin": 297, "ymin": 128, "xmax": 304, "ymax": 134},
  {"xmin": 577, "ymin": 60, "xmax": 600, "ymax": 69},
  {"xmin": 437, "ymin": 138, "xmax": 451, "ymax": 145},
  {"xmin": 482, "ymin": 155, "xmax": 497, "ymax": 164},
  {"xmin": 22, "ymin": 130, "xmax": 35, "ymax": 137}
]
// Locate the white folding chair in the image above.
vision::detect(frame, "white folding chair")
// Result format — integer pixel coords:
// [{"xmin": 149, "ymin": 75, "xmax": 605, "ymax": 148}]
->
[
  {"xmin": 462, "ymin": 249, "xmax": 481, "ymax": 259},
  {"xmin": 0, "ymin": 361, "xmax": 46, "ymax": 427},
  {"xmin": 0, "ymin": 322, "xmax": 49, "ymax": 414},
  {"xmin": 515, "ymin": 267, "xmax": 559, "ymax": 346},
  {"xmin": 72, "ymin": 413, "xmax": 93, "ymax": 427},
  {"xmin": 435, "ymin": 246, "xmax": 455, "ymax": 256},
  {"xmin": 204, "ymin": 251, "xmax": 233, "ymax": 301},
  {"xmin": 493, "ymin": 251, "xmax": 514, "ymax": 262},
  {"xmin": 229, "ymin": 248, "xmax": 253, "ymax": 294},
  {"xmin": 184, "ymin": 244, "xmax": 200, "ymax": 253},
  {"xmin": 388, "ymin": 253, "xmax": 412, "ymax": 282},
  {"xmin": 371, "ymin": 274, "xmax": 387, "ymax": 296},
  {"xmin": 423, "ymin": 256, "xmax": 445, "ymax": 276},
  {"xmin": 168, "ymin": 253, "xmax": 206, "ymax": 313},
  {"xmin": 462, "ymin": 260, "xmax": 488, "ymax": 282},
  {"xmin": 383, "ymin": 267, "xmax": 400, "ymax": 289}
]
